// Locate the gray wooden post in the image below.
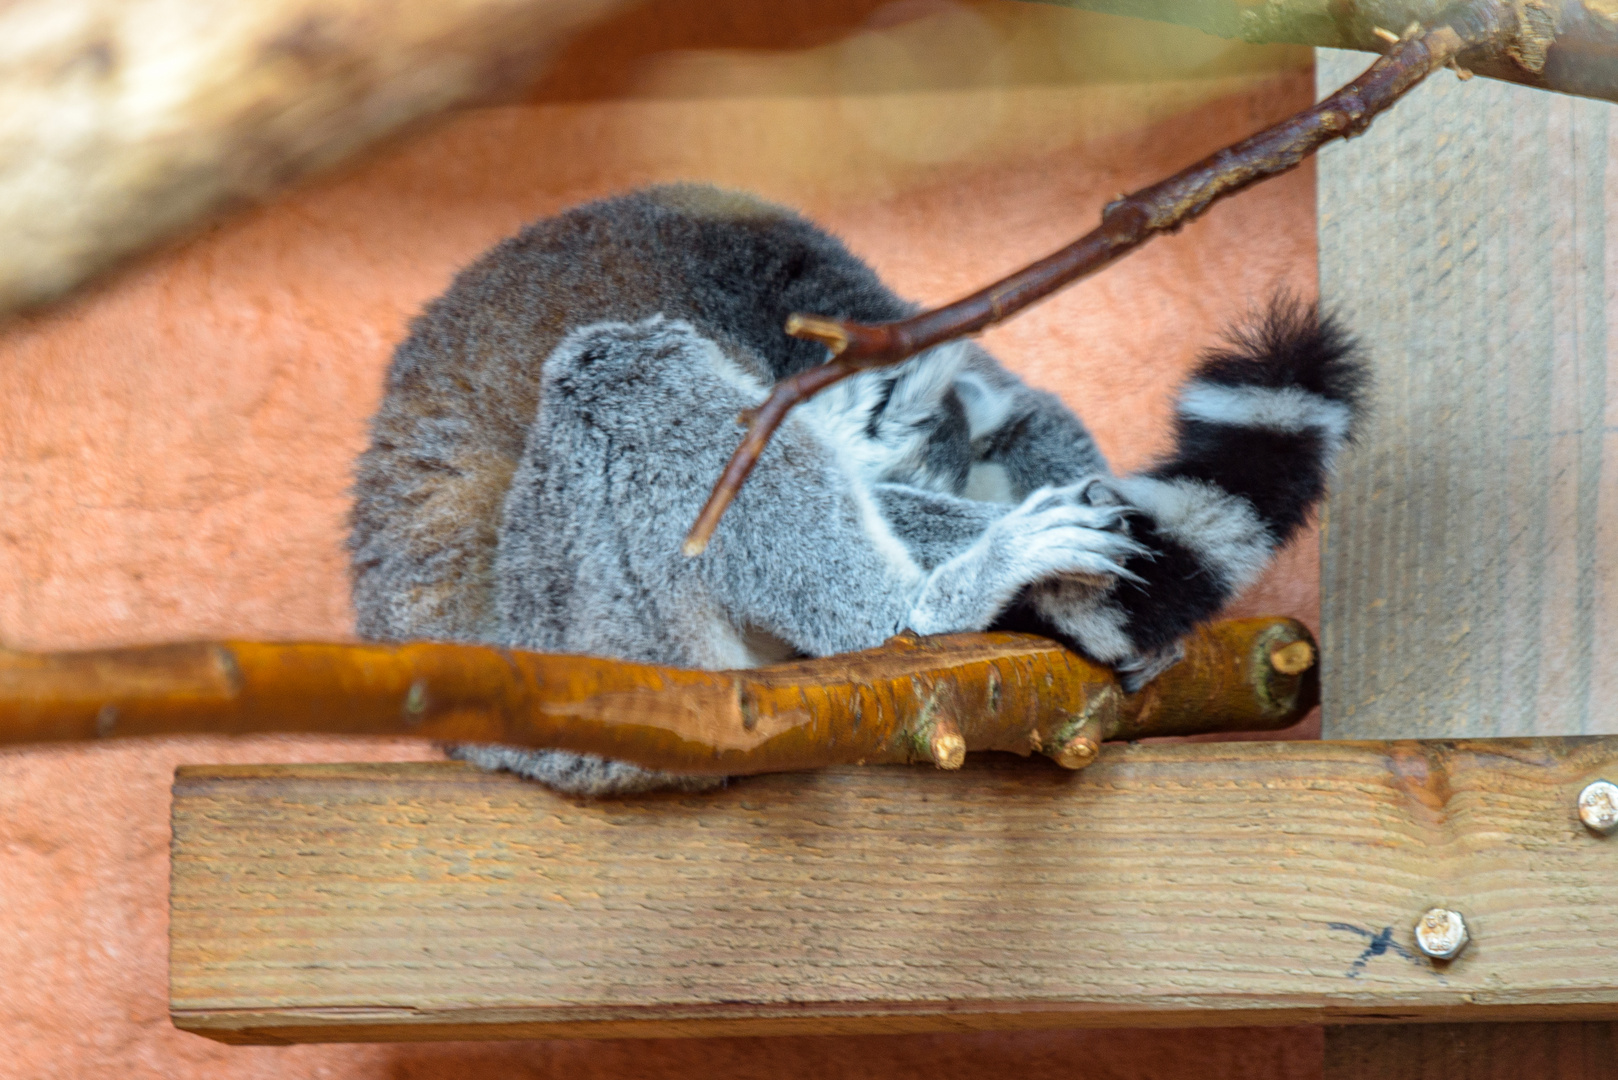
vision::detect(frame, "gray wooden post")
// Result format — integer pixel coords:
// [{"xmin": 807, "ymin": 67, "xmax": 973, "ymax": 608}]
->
[
  {"xmin": 1316, "ymin": 48, "xmax": 1618, "ymax": 1076},
  {"xmin": 1318, "ymin": 49, "xmax": 1618, "ymax": 741}
]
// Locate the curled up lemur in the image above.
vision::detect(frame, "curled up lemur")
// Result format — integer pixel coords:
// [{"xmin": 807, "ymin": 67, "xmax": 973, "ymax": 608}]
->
[{"xmin": 350, "ymin": 185, "xmax": 1365, "ymax": 796}]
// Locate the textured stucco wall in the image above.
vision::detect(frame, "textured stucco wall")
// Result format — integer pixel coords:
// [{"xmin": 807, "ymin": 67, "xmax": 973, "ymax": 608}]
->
[{"xmin": 0, "ymin": 2, "xmax": 1324, "ymax": 1076}]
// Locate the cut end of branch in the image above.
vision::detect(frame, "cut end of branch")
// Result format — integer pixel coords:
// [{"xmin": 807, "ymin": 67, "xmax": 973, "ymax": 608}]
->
[
  {"xmin": 929, "ymin": 723, "xmax": 967, "ymax": 770},
  {"xmin": 1052, "ymin": 732, "xmax": 1100, "ymax": 770},
  {"xmin": 785, "ymin": 313, "xmax": 852, "ymax": 356},
  {"xmin": 1268, "ymin": 639, "xmax": 1316, "ymax": 676},
  {"xmin": 1050, "ymin": 708, "xmax": 1107, "ymax": 771},
  {"xmin": 683, "ymin": 488, "xmax": 738, "ymax": 556}
]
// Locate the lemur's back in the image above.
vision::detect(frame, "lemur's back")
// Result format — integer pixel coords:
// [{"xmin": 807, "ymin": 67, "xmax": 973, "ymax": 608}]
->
[{"xmin": 349, "ymin": 186, "xmax": 909, "ymax": 643}]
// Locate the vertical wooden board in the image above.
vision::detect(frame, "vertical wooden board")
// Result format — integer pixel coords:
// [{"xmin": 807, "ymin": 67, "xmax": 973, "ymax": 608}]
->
[{"xmin": 1317, "ymin": 49, "xmax": 1618, "ymax": 739}]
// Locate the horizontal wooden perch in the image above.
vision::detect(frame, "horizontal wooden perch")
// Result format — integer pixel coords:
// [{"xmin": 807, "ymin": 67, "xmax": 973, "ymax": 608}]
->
[
  {"xmin": 169, "ymin": 736, "xmax": 1618, "ymax": 1044},
  {"xmin": 0, "ymin": 617, "xmax": 1316, "ymax": 775}
]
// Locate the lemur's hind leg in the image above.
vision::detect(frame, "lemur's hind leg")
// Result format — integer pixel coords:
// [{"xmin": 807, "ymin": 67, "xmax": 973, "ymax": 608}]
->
[{"xmin": 996, "ymin": 299, "xmax": 1367, "ymax": 690}]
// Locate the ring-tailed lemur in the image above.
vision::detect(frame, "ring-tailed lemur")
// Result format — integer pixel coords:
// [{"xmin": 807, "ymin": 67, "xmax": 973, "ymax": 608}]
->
[{"xmin": 349, "ymin": 184, "xmax": 1364, "ymax": 796}]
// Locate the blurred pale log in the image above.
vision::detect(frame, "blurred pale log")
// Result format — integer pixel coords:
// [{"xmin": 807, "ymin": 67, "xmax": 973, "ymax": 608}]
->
[{"xmin": 0, "ymin": 0, "xmax": 628, "ymax": 317}]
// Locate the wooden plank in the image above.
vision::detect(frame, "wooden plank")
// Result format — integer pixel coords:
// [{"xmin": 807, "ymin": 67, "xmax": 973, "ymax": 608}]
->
[
  {"xmin": 1316, "ymin": 49, "xmax": 1618, "ymax": 741},
  {"xmin": 1324, "ymin": 1023, "xmax": 1618, "ymax": 1079},
  {"xmin": 169, "ymin": 739, "xmax": 1618, "ymax": 1045}
]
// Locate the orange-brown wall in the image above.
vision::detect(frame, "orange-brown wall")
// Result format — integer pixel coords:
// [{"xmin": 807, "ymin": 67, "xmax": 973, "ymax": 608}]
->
[{"xmin": 0, "ymin": 3, "xmax": 1324, "ymax": 1076}]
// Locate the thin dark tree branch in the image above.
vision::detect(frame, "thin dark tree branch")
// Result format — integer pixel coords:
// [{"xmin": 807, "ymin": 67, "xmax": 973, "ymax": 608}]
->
[{"xmin": 683, "ymin": 4, "xmax": 1508, "ymax": 557}]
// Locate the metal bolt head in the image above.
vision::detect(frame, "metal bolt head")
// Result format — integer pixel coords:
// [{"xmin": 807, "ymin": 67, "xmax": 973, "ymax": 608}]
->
[
  {"xmin": 1414, "ymin": 907, "xmax": 1469, "ymax": 960},
  {"xmin": 1578, "ymin": 780, "xmax": 1618, "ymax": 835}
]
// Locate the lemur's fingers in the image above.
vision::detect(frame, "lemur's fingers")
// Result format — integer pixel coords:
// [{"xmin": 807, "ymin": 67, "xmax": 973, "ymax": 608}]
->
[
  {"xmin": 906, "ymin": 498, "xmax": 1141, "ymax": 636},
  {"xmin": 999, "ymin": 522, "xmax": 1145, "ymax": 582},
  {"xmin": 1012, "ymin": 504, "xmax": 1136, "ymax": 545},
  {"xmin": 1011, "ymin": 483, "xmax": 1131, "ymax": 531},
  {"xmin": 1007, "ymin": 500, "xmax": 1146, "ymax": 560},
  {"xmin": 1014, "ymin": 535, "xmax": 1141, "ymax": 584},
  {"xmin": 994, "ymin": 480, "xmax": 1148, "ymax": 587}
]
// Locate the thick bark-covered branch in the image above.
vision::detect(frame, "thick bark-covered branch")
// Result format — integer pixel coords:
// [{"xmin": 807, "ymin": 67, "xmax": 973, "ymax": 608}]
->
[
  {"xmin": 1053, "ymin": 0, "xmax": 1618, "ymax": 104},
  {"xmin": 0, "ymin": 0, "xmax": 628, "ymax": 319},
  {"xmin": 0, "ymin": 617, "xmax": 1316, "ymax": 774},
  {"xmin": 682, "ymin": 15, "xmax": 1495, "ymax": 554}
]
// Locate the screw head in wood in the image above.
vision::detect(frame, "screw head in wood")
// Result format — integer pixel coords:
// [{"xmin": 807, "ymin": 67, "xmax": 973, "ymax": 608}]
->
[
  {"xmin": 1578, "ymin": 780, "xmax": 1618, "ymax": 835},
  {"xmin": 1414, "ymin": 907, "xmax": 1469, "ymax": 960}
]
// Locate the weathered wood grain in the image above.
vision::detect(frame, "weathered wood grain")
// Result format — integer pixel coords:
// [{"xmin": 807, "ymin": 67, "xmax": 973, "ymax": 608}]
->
[
  {"xmin": 1317, "ymin": 49, "xmax": 1618, "ymax": 740},
  {"xmin": 169, "ymin": 738, "xmax": 1618, "ymax": 1045}
]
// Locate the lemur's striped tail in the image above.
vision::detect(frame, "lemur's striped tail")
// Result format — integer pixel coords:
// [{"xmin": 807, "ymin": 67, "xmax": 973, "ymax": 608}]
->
[{"xmin": 1001, "ymin": 299, "xmax": 1368, "ymax": 688}]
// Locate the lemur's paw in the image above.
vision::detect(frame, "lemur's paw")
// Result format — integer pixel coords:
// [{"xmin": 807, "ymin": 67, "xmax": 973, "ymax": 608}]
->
[
  {"xmin": 990, "ymin": 481, "xmax": 1145, "ymax": 585},
  {"xmin": 904, "ymin": 480, "xmax": 1143, "ymax": 637}
]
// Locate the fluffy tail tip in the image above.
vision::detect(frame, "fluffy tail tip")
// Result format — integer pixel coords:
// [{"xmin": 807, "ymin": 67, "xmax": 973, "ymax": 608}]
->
[{"xmin": 1187, "ymin": 296, "xmax": 1369, "ymax": 440}]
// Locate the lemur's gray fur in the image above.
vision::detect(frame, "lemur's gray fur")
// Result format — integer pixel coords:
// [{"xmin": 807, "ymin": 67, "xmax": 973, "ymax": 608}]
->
[{"xmin": 350, "ymin": 184, "xmax": 1365, "ymax": 796}]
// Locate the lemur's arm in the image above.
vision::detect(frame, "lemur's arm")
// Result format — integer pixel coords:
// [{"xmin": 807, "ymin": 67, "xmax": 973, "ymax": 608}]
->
[{"xmin": 868, "ymin": 483, "xmax": 1007, "ymax": 571}]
